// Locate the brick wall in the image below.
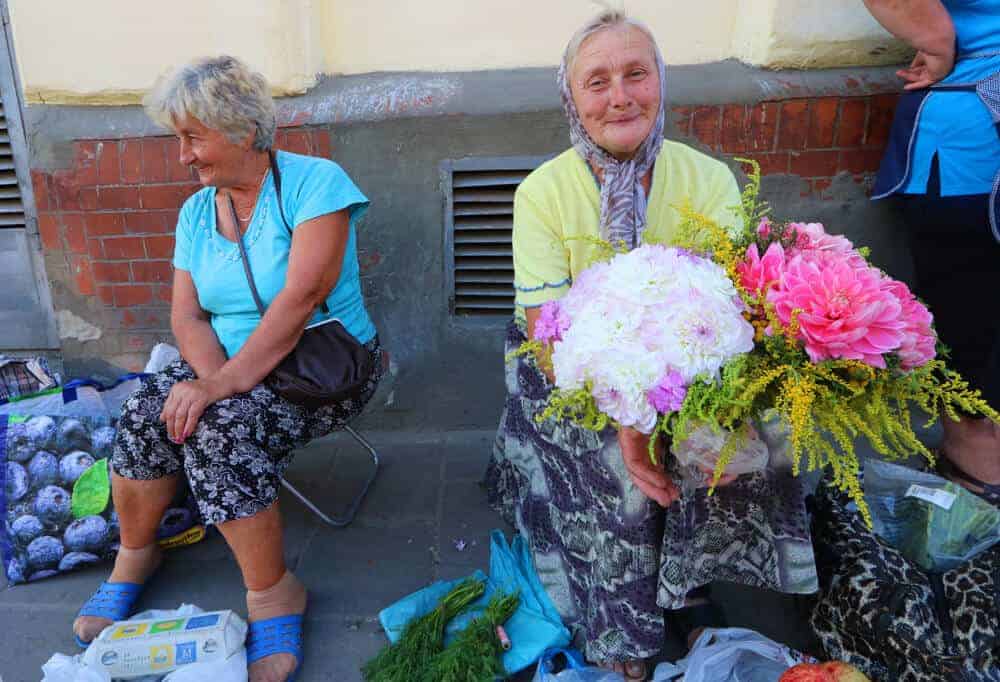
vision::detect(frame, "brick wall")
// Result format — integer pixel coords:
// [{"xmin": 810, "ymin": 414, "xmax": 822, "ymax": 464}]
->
[
  {"xmin": 29, "ymin": 94, "xmax": 896, "ymax": 371},
  {"xmin": 31, "ymin": 129, "xmax": 332, "ymax": 369}
]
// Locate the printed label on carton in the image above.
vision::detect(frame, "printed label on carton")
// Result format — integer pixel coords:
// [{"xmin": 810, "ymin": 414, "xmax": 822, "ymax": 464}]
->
[
  {"xmin": 176, "ymin": 642, "xmax": 198, "ymax": 665},
  {"xmin": 111, "ymin": 623, "xmax": 149, "ymax": 640},
  {"xmin": 83, "ymin": 610, "xmax": 245, "ymax": 679},
  {"xmin": 150, "ymin": 619, "xmax": 185, "ymax": 634}
]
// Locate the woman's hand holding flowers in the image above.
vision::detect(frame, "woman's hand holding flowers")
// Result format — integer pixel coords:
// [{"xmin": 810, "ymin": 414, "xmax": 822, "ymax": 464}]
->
[{"xmin": 618, "ymin": 427, "xmax": 680, "ymax": 506}]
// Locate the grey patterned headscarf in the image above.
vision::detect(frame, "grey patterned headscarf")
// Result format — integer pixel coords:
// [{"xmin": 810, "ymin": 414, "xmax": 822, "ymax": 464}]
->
[{"xmin": 558, "ymin": 23, "xmax": 667, "ymax": 250}]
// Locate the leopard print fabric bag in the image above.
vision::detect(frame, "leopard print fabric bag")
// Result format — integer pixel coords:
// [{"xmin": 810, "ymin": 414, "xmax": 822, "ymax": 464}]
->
[{"xmin": 809, "ymin": 484, "xmax": 1000, "ymax": 681}]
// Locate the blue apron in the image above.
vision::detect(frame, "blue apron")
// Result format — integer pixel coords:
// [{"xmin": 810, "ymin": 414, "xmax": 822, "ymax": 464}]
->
[{"xmin": 872, "ymin": 53, "xmax": 1000, "ymax": 240}]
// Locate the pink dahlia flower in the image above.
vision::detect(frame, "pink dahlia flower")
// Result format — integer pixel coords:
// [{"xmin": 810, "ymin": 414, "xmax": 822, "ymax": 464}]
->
[
  {"xmin": 788, "ymin": 222, "xmax": 856, "ymax": 255},
  {"xmin": 882, "ymin": 280, "xmax": 936, "ymax": 369},
  {"xmin": 737, "ymin": 242, "xmax": 786, "ymax": 298},
  {"xmin": 768, "ymin": 254, "xmax": 906, "ymax": 367}
]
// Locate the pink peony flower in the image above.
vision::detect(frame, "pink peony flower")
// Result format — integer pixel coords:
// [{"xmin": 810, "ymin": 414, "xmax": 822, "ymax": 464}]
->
[
  {"xmin": 768, "ymin": 254, "xmax": 906, "ymax": 367},
  {"xmin": 647, "ymin": 369, "xmax": 688, "ymax": 413},
  {"xmin": 737, "ymin": 242, "xmax": 786, "ymax": 298},
  {"xmin": 533, "ymin": 300, "xmax": 570, "ymax": 344},
  {"xmin": 756, "ymin": 217, "xmax": 773, "ymax": 239},
  {"xmin": 882, "ymin": 280, "xmax": 936, "ymax": 369},
  {"xmin": 787, "ymin": 222, "xmax": 855, "ymax": 255}
]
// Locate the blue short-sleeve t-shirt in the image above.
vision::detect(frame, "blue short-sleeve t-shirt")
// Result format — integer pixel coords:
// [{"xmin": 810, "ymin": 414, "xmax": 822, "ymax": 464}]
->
[
  {"xmin": 173, "ymin": 150, "xmax": 376, "ymax": 359},
  {"xmin": 903, "ymin": 0, "xmax": 1000, "ymax": 196}
]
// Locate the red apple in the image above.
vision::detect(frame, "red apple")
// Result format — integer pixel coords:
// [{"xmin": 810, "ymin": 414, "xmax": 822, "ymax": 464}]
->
[{"xmin": 780, "ymin": 662, "xmax": 870, "ymax": 682}]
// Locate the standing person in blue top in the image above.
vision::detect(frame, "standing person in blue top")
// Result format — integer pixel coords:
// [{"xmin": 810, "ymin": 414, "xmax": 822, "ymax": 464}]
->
[
  {"xmin": 866, "ymin": 0, "xmax": 1000, "ymax": 509},
  {"xmin": 71, "ymin": 56, "xmax": 384, "ymax": 682}
]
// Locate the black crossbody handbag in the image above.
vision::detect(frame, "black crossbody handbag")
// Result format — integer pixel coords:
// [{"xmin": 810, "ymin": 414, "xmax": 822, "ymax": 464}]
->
[{"xmin": 228, "ymin": 152, "xmax": 374, "ymax": 407}]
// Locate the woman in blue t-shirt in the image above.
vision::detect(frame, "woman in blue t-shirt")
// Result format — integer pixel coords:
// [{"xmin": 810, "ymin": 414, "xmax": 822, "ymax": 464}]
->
[
  {"xmin": 71, "ymin": 56, "xmax": 383, "ymax": 681},
  {"xmin": 866, "ymin": 0, "xmax": 1000, "ymax": 508}
]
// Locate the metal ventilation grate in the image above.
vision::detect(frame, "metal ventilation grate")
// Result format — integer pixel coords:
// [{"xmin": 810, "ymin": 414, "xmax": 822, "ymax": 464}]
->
[
  {"xmin": 445, "ymin": 156, "xmax": 549, "ymax": 316},
  {"xmin": 0, "ymin": 100, "xmax": 24, "ymax": 228}
]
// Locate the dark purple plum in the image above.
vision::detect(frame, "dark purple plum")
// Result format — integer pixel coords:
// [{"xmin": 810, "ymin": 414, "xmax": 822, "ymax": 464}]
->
[
  {"xmin": 33, "ymin": 485, "xmax": 72, "ymax": 525},
  {"xmin": 27, "ymin": 569, "xmax": 59, "ymax": 582},
  {"xmin": 63, "ymin": 515, "xmax": 109, "ymax": 553},
  {"xmin": 5, "ymin": 461, "xmax": 28, "ymax": 502},
  {"xmin": 27, "ymin": 451, "xmax": 59, "ymax": 490},
  {"xmin": 59, "ymin": 450, "xmax": 95, "ymax": 485},
  {"xmin": 11, "ymin": 515, "xmax": 44, "ymax": 546},
  {"xmin": 25, "ymin": 535, "xmax": 64, "ymax": 569},
  {"xmin": 6, "ymin": 557, "xmax": 26, "ymax": 583},
  {"xmin": 59, "ymin": 551, "xmax": 101, "ymax": 571},
  {"xmin": 23, "ymin": 416, "xmax": 57, "ymax": 449},
  {"xmin": 7, "ymin": 423, "xmax": 33, "ymax": 463},
  {"xmin": 54, "ymin": 418, "xmax": 92, "ymax": 453}
]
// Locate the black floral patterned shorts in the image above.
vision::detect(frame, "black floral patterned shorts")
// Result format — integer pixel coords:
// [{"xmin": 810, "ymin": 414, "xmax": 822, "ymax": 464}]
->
[{"xmin": 111, "ymin": 337, "xmax": 383, "ymax": 525}]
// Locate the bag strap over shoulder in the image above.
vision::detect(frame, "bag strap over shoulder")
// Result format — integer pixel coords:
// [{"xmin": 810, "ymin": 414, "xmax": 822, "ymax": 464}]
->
[
  {"xmin": 229, "ymin": 193, "xmax": 267, "ymax": 317},
  {"xmin": 232, "ymin": 151, "xmax": 331, "ymax": 317}
]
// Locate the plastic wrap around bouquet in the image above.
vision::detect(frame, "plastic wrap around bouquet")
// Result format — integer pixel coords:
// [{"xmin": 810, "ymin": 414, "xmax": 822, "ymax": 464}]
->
[{"xmin": 516, "ymin": 162, "xmax": 998, "ymax": 522}]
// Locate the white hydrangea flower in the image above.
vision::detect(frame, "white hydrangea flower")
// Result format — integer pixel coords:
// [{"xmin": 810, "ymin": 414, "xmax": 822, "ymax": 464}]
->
[{"xmin": 549, "ymin": 245, "xmax": 756, "ymax": 433}]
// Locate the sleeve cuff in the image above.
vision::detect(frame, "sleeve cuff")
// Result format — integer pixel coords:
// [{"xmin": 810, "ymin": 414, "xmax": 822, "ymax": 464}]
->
[{"xmin": 514, "ymin": 278, "xmax": 570, "ymax": 307}]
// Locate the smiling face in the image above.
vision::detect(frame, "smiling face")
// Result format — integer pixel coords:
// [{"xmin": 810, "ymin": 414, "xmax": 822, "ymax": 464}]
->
[
  {"xmin": 569, "ymin": 25, "xmax": 661, "ymax": 161},
  {"xmin": 173, "ymin": 114, "xmax": 253, "ymax": 189}
]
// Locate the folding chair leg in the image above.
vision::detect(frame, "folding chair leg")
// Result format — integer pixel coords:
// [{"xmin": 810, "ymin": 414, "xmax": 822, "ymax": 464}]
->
[{"xmin": 281, "ymin": 424, "xmax": 380, "ymax": 528}]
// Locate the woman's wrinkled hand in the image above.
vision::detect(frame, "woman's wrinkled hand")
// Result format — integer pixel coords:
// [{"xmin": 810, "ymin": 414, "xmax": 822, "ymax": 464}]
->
[
  {"xmin": 160, "ymin": 377, "xmax": 231, "ymax": 444},
  {"xmin": 618, "ymin": 427, "xmax": 680, "ymax": 507},
  {"xmin": 898, "ymin": 49, "xmax": 954, "ymax": 90}
]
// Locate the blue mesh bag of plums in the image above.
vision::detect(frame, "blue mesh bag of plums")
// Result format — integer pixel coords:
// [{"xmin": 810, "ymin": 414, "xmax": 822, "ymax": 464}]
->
[{"xmin": 0, "ymin": 377, "xmax": 203, "ymax": 585}]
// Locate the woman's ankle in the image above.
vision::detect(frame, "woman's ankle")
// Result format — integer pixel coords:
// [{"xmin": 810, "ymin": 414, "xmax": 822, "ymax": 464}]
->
[
  {"xmin": 246, "ymin": 571, "xmax": 307, "ymax": 621},
  {"xmin": 108, "ymin": 543, "xmax": 162, "ymax": 584}
]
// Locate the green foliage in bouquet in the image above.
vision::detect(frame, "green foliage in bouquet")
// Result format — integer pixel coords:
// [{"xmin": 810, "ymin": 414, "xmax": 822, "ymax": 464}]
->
[{"xmin": 518, "ymin": 159, "xmax": 1000, "ymax": 526}]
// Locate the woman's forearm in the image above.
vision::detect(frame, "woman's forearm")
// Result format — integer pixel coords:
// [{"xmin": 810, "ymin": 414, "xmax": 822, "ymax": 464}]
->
[
  {"xmin": 863, "ymin": 0, "xmax": 955, "ymax": 55},
  {"xmin": 172, "ymin": 317, "xmax": 228, "ymax": 379},
  {"xmin": 211, "ymin": 286, "xmax": 319, "ymax": 395}
]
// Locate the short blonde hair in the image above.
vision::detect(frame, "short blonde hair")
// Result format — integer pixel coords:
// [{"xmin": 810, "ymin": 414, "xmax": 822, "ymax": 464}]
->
[
  {"xmin": 564, "ymin": 8, "xmax": 658, "ymax": 73},
  {"xmin": 144, "ymin": 55, "xmax": 276, "ymax": 151}
]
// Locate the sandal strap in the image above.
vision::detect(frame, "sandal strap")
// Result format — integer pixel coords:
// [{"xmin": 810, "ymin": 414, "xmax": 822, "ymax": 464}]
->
[
  {"xmin": 78, "ymin": 581, "xmax": 143, "ymax": 621},
  {"xmin": 246, "ymin": 614, "xmax": 304, "ymax": 666}
]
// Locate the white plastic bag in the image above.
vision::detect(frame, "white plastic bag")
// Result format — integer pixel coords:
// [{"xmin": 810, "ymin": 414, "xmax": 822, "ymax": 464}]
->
[
  {"xmin": 144, "ymin": 344, "xmax": 180, "ymax": 375},
  {"xmin": 41, "ymin": 654, "xmax": 112, "ymax": 682},
  {"xmin": 652, "ymin": 628, "xmax": 808, "ymax": 682}
]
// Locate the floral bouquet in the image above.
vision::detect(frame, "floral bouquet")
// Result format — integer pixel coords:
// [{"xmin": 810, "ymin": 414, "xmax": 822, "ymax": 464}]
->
[{"xmin": 516, "ymin": 162, "xmax": 998, "ymax": 522}]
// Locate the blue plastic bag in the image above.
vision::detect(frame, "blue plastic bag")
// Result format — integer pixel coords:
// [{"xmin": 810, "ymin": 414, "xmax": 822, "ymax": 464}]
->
[
  {"xmin": 532, "ymin": 647, "xmax": 623, "ymax": 681},
  {"xmin": 378, "ymin": 529, "xmax": 572, "ymax": 674}
]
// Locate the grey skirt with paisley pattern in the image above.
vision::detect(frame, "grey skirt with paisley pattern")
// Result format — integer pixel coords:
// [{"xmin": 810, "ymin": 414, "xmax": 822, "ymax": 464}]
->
[{"xmin": 485, "ymin": 321, "xmax": 817, "ymax": 662}]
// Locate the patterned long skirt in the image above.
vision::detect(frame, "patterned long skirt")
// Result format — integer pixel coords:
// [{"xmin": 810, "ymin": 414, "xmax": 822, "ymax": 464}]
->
[{"xmin": 484, "ymin": 321, "xmax": 816, "ymax": 662}]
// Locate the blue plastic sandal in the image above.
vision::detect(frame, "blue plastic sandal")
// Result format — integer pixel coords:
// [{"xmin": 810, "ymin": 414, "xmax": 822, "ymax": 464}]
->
[
  {"xmin": 74, "ymin": 581, "xmax": 144, "ymax": 648},
  {"xmin": 246, "ymin": 614, "xmax": 304, "ymax": 682}
]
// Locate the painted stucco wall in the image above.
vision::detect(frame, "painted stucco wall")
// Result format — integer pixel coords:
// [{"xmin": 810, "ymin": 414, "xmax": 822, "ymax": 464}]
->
[
  {"xmin": 8, "ymin": 0, "xmax": 322, "ymax": 104},
  {"xmin": 10, "ymin": 0, "xmax": 905, "ymax": 105}
]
